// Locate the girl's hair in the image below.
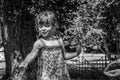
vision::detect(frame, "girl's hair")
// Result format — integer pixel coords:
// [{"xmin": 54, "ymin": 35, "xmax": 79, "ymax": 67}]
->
[{"xmin": 35, "ymin": 11, "xmax": 59, "ymax": 39}]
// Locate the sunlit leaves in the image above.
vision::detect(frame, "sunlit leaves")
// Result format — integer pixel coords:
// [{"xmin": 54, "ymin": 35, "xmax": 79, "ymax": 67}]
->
[
  {"xmin": 5, "ymin": 0, "xmax": 120, "ymax": 52},
  {"xmin": 72, "ymin": 0, "xmax": 120, "ymax": 52},
  {"xmin": 73, "ymin": 0, "xmax": 109, "ymax": 51}
]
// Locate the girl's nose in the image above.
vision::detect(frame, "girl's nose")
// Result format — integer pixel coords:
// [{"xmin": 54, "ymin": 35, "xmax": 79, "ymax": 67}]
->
[
  {"xmin": 42, "ymin": 25, "xmax": 46, "ymax": 28},
  {"xmin": 42, "ymin": 29, "xmax": 46, "ymax": 32}
]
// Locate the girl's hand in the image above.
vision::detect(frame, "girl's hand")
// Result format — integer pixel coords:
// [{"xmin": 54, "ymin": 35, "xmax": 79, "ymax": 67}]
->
[
  {"xmin": 19, "ymin": 62, "xmax": 28, "ymax": 69},
  {"xmin": 104, "ymin": 61, "xmax": 120, "ymax": 77},
  {"xmin": 104, "ymin": 61, "xmax": 117, "ymax": 72},
  {"xmin": 104, "ymin": 72, "xmax": 114, "ymax": 77}
]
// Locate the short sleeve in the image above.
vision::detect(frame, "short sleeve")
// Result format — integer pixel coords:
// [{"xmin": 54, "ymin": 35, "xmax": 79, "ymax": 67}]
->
[{"xmin": 32, "ymin": 39, "xmax": 45, "ymax": 53}]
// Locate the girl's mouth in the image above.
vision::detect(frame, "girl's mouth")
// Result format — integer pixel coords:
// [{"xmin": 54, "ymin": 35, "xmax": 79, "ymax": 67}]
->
[{"xmin": 42, "ymin": 31, "xmax": 49, "ymax": 36}]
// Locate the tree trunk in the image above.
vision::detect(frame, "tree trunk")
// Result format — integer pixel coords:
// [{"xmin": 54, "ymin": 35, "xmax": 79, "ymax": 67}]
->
[
  {"xmin": 0, "ymin": 0, "xmax": 11, "ymax": 79},
  {"xmin": 1, "ymin": 21, "xmax": 23, "ymax": 80},
  {"xmin": 1, "ymin": 0, "xmax": 37, "ymax": 80}
]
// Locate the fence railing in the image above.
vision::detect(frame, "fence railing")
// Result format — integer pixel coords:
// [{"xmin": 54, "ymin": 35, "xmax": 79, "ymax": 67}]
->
[{"xmin": 66, "ymin": 53, "xmax": 119, "ymax": 79}]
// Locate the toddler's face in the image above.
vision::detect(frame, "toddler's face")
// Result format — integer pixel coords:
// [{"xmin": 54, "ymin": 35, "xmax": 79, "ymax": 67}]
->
[{"xmin": 38, "ymin": 25, "xmax": 52, "ymax": 37}]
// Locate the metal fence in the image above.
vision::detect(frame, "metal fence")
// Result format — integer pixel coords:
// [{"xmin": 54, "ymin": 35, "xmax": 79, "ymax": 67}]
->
[
  {"xmin": 66, "ymin": 53, "xmax": 120, "ymax": 80},
  {"xmin": 1, "ymin": 48, "xmax": 120, "ymax": 80}
]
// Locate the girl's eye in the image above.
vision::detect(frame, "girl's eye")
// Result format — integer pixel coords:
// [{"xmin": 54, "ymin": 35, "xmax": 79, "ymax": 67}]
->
[
  {"xmin": 46, "ymin": 25, "xmax": 50, "ymax": 27},
  {"xmin": 38, "ymin": 24, "xmax": 51, "ymax": 28},
  {"xmin": 38, "ymin": 25, "xmax": 42, "ymax": 28},
  {"xmin": 44, "ymin": 24, "xmax": 51, "ymax": 28}
]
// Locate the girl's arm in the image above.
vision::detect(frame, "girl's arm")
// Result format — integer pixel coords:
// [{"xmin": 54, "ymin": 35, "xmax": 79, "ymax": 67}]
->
[
  {"xmin": 104, "ymin": 60, "xmax": 120, "ymax": 77},
  {"xmin": 60, "ymin": 39, "xmax": 82, "ymax": 60},
  {"xmin": 104, "ymin": 69, "xmax": 120, "ymax": 77},
  {"xmin": 19, "ymin": 40, "xmax": 43, "ymax": 68},
  {"xmin": 104, "ymin": 58, "xmax": 120, "ymax": 72},
  {"xmin": 64, "ymin": 51, "xmax": 81, "ymax": 60},
  {"xmin": 104, "ymin": 61, "xmax": 117, "ymax": 72}
]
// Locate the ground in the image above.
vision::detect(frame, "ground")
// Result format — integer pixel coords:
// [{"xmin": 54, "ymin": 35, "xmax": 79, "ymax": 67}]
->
[{"xmin": 0, "ymin": 52, "xmax": 118, "ymax": 80}]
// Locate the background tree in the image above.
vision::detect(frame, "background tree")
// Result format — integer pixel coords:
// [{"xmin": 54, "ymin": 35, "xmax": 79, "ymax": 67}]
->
[{"xmin": 1, "ymin": 0, "xmax": 120, "ymax": 80}]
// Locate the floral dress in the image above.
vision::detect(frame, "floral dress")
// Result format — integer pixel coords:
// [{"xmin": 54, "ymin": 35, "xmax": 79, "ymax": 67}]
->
[{"xmin": 37, "ymin": 39, "xmax": 71, "ymax": 80}]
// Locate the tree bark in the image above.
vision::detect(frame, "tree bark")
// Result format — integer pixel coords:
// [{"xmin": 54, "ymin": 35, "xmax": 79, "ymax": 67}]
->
[
  {"xmin": 1, "ymin": 0, "xmax": 37, "ymax": 80},
  {"xmin": 0, "ymin": 0, "xmax": 11, "ymax": 79}
]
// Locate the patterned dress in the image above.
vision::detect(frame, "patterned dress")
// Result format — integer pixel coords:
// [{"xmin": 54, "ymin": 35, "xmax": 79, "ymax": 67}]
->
[{"xmin": 37, "ymin": 39, "xmax": 71, "ymax": 80}]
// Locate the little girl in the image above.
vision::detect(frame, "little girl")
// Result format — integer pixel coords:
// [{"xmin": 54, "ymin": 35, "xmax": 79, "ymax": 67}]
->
[{"xmin": 19, "ymin": 11, "xmax": 81, "ymax": 80}]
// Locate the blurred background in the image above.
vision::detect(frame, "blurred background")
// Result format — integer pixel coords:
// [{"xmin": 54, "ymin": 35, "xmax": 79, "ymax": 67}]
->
[{"xmin": 0, "ymin": 0, "xmax": 120, "ymax": 80}]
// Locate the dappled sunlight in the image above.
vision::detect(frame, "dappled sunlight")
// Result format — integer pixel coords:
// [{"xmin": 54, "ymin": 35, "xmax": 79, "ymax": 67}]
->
[{"xmin": 0, "ymin": 47, "xmax": 5, "ymax": 79}]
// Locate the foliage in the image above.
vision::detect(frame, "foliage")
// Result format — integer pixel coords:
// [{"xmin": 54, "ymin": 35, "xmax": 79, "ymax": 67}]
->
[
  {"xmin": 67, "ymin": 0, "xmax": 120, "ymax": 52},
  {"xmin": 2, "ymin": 0, "xmax": 120, "ymax": 80},
  {"xmin": 4, "ymin": 0, "xmax": 120, "ymax": 53},
  {"xmin": 72, "ymin": 0, "xmax": 106, "ymax": 51}
]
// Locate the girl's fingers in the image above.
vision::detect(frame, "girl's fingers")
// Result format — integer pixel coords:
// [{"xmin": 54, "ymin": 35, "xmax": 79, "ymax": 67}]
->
[
  {"xmin": 104, "ymin": 72, "xmax": 114, "ymax": 77},
  {"xmin": 19, "ymin": 62, "xmax": 27, "ymax": 68}
]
